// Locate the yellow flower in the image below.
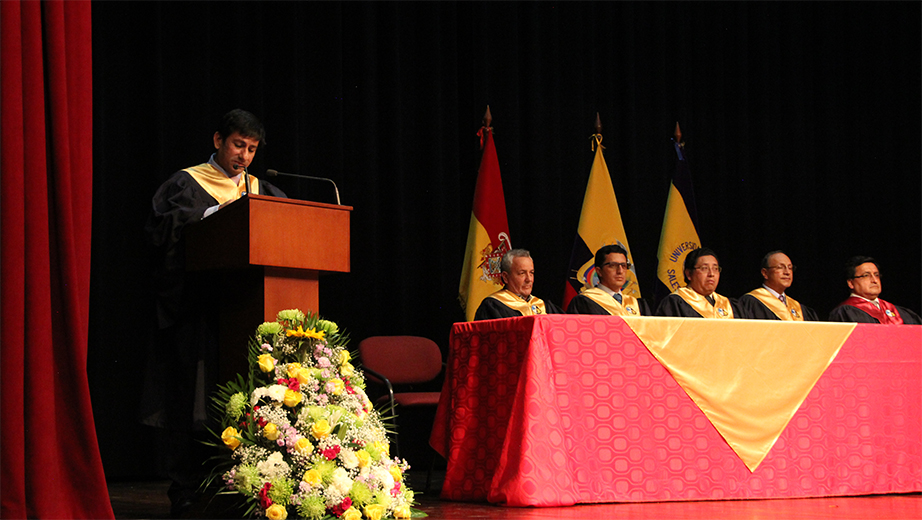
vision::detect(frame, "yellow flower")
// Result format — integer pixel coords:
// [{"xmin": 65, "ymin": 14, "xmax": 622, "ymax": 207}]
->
[
  {"xmin": 328, "ymin": 378, "xmax": 345, "ymax": 395},
  {"xmin": 374, "ymin": 441, "xmax": 390, "ymax": 459},
  {"xmin": 363, "ymin": 504, "xmax": 387, "ymax": 520},
  {"xmin": 389, "ymin": 464, "xmax": 403, "ymax": 482},
  {"xmin": 258, "ymin": 354, "xmax": 275, "ymax": 373},
  {"xmin": 286, "ymin": 326, "xmax": 326, "ymax": 340},
  {"xmin": 286, "ymin": 362, "xmax": 302, "ymax": 378},
  {"xmin": 296, "ymin": 367, "xmax": 312, "ymax": 385},
  {"xmin": 338, "ymin": 350, "xmax": 351, "ymax": 364},
  {"xmin": 221, "ymin": 427, "xmax": 241, "ymax": 450},
  {"xmin": 302, "ymin": 468, "xmax": 322, "ymax": 486},
  {"xmin": 294, "ymin": 437, "xmax": 312, "ymax": 455},
  {"xmin": 355, "ymin": 449, "xmax": 371, "ymax": 468},
  {"xmin": 265, "ymin": 503, "xmax": 288, "ymax": 520},
  {"xmin": 311, "ymin": 419, "xmax": 331, "ymax": 439},
  {"xmin": 283, "ymin": 389, "xmax": 302, "ymax": 407},
  {"xmin": 340, "ymin": 362, "xmax": 354, "ymax": 378},
  {"xmin": 341, "ymin": 507, "xmax": 362, "ymax": 520},
  {"xmin": 263, "ymin": 423, "xmax": 279, "ymax": 441},
  {"xmin": 393, "ymin": 504, "xmax": 412, "ymax": 519}
]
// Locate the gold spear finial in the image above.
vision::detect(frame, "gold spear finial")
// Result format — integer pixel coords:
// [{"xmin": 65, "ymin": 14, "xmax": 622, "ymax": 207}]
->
[
  {"xmin": 674, "ymin": 121, "xmax": 682, "ymax": 144},
  {"xmin": 483, "ymin": 106, "xmax": 493, "ymax": 129},
  {"xmin": 595, "ymin": 112, "xmax": 602, "ymax": 134}
]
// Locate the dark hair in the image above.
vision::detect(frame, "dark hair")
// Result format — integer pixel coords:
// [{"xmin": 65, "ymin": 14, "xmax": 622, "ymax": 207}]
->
[
  {"xmin": 595, "ymin": 244, "xmax": 628, "ymax": 269},
  {"xmin": 683, "ymin": 247, "xmax": 718, "ymax": 284},
  {"xmin": 761, "ymin": 250, "xmax": 786, "ymax": 270},
  {"xmin": 218, "ymin": 109, "xmax": 266, "ymax": 145},
  {"xmin": 844, "ymin": 255, "xmax": 878, "ymax": 280}
]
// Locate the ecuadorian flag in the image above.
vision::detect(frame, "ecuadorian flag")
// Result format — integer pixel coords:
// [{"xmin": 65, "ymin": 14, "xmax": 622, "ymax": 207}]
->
[
  {"xmin": 655, "ymin": 124, "xmax": 701, "ymax": 297},
  {"xmin": 563, "ymin": 135, "xmax": 640, "ymax": 310},
  {"xmin": 459, "ymin": 123, "xmax": 511, "ymax": 322}
]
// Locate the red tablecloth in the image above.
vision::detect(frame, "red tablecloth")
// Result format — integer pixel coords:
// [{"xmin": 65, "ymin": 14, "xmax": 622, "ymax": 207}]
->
[{"xmin": 429, "ymin": 315, "xmax": 922, "ymax": 506}]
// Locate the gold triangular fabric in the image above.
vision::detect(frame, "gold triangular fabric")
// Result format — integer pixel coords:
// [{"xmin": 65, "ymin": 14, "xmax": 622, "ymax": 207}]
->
[{"xmin": 622, "ymin": 317, "xmax": 855, "ymax": 471}]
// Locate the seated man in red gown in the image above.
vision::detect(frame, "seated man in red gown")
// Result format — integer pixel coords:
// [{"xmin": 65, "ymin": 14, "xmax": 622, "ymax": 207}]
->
[{"xmin": 828, "ymin": 256, "xmax": 921, "ymax": 324}]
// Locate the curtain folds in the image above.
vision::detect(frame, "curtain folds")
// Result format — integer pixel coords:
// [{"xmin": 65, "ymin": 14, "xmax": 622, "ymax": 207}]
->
[{"xmin": 1, "ymin": 1, "xmax": 112, "ymax": 518}]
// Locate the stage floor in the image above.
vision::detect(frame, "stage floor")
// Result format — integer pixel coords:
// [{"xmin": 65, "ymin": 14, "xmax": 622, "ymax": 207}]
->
[{"xmin": 108, "ymin": 472, "xmax": 921, "ymax": 520}]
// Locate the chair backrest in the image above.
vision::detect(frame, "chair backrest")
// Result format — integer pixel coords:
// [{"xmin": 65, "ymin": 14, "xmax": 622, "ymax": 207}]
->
[{"xmin": 358, "ymin": 336, "xmax": 442, "ymax": 385}]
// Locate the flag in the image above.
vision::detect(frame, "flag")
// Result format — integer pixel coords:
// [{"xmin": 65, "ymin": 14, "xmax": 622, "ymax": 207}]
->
[
  {"xmin": 563, "ymin": 132, "xmax": 640, "ymax": 311},
  {"xmin": 458, "ymin": 111, "xmax": 511, "ymax": 322},
  {"xmin": 655, "ymin": 123, "xmax": 701, "ymax": 299}
]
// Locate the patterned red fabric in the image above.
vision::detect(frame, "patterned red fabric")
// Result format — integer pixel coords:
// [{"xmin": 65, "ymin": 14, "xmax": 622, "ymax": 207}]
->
[{"xmin": 430, "ymin": 315, "xmax": 921, "ymax": 506}]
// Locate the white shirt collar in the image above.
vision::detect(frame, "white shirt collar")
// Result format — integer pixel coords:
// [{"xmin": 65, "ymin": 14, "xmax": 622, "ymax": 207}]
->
[
  {"xmin": 595, "ymin": 284, "xmax": 621, "ymax": 297},
  {"xmin": 762, "ymin": 284, "xmax": 785, "ymax": 300}
]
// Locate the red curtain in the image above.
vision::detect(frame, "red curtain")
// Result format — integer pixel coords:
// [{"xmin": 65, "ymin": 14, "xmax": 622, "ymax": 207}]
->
[{"xmin": 1, "ymin": 1, "xmax": 113, "ymax": 518}]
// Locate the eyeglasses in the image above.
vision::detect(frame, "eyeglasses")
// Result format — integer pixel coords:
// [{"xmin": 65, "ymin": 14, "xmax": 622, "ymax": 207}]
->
[
  {"xmin": 602, "ymin": 261, "xmax": 632, "ymax": 270},
  {"xmin": 767, "ymin": 265, "xmax": 797, "ymax": 272},
  {"xmin": 693, "ymin": 266, "xmax": 722, "ymax": 273},
  {"xmin": 852, "ymin": 272, "xmax": 881, "ymax": 280}
]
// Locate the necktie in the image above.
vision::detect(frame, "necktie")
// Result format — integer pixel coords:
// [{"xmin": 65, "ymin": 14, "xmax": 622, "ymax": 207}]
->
[
  {"xmin": 613, "ymin": 293, "xmax": 623, "ymax": 304},
  {"xmin": 706, "ymin": 295, "xmax": 715, "ymax": 306},
  {"xmin": 780, "ymin": 294, "xmax": 786, "ymax": 304}
]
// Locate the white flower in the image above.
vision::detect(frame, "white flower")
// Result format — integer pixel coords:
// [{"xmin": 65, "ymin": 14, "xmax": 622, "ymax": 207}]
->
[
  {"xmin": 267, "ymin": 384, "xmax": 287, "ymax": 402},
  {"xmin": 371, "ymin": 467, "xmax": 395, "ymax": 491},
  {"xmin": 257, "ymin": 452, "xmax": 290, "ymax": 480},
  {"xmin": 340, "ymin": 448, "xmax": 359, "ymax": 469},
  {"xmin": 330, "ymin": 467, "xmax": 353, "ymax": 496}
]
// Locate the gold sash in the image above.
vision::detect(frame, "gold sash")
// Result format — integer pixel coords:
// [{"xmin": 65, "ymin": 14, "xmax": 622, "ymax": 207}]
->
[
  {"xmin": 185, "ymin": 163, "xmax": 261, "ymax": 205},
  {"xmin": 488, "ymin": 289, "xmax": 548, "ymax": 316},
  {"xmin": 747, "ymin": 288, "xmax": 805, "ymax": 321},
  {"xmin": 675, "ymin": 287, "xmax": 734, "ymax": 319},
  {"xmin": 580, "ymin": 287, "xmax": 642, "ymax": 316}
]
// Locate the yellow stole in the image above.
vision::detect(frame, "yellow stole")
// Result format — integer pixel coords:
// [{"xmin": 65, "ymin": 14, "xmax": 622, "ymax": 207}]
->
[
  {"xmin": 675, "ymin": 287, "xmax": 734, "ymax": 319},
  {"xmin": 185, "ymin": 163, "xmax": 261, "ymax": 205},
  {"xmin": 580, "ymin": 287, "xmax": 642, "ymax": 316},
  {"xmin": 747, "ymin": 288, "xmax": 806, "ymax": 321},
  {"xmin": 488, "ymin": 289, "xmax": 548, "ymax": 316}
]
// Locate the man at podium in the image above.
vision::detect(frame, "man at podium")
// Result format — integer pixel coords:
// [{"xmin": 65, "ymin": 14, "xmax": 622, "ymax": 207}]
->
[{"xmin": 143, "ymin": 109, "xmax": 285, "ymax": 516}]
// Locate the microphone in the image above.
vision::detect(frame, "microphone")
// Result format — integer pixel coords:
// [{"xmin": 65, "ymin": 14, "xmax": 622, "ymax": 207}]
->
[
  {"xmin": 233, "ymin": 164, "xmax": 251, "ymax": 196},
  {"xmin": 266, "ymin": 169, "xmax": 341, "ymax": 205}
]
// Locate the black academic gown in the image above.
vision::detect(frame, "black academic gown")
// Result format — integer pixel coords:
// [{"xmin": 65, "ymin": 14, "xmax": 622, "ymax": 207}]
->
[
  {"xmin": 655, "ymin": 292, "xmax": 746, "ymax": 319},
  {"xmin": 739, "ymin": 294, "xmax": 819, "ymax": 321},
  {"xmin": 828, "ymin": 303, "xmax": 922, "ymax": 324},
  {"xmin": 473, "ymin": 294, "xmax": 564, "ymax": 321},
  {"xmin": 566, "ymin": 293, "xmax": 652, "ymax": 316},
  {"xmin": 142, "ymin": 169, "xmax": 287, "ymax": 431}
]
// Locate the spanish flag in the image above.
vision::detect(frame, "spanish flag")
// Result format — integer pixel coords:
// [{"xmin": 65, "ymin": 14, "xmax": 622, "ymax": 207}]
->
[
  {"xmin": 458, "ymin": 109, "xmax": 511, "ymax": 322},
  {"xmin": 563, "ymin": 132, "xmax": 640, "ymax": 310},
  {"xmin": 655, "ymin": 123, "xmax": 701, "ymax": 298}
]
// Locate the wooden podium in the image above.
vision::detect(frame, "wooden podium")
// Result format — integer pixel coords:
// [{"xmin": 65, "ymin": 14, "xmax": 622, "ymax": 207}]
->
[{"xmin": 185, "ymin": 194, "xmax": 351, "ymax": 380}]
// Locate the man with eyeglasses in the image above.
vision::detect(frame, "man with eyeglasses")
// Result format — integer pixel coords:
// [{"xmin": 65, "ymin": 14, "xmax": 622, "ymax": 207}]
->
[
  {"xmin": 739, "ymin": 250, "xmax": 818, "ymax": 321},
  {"xmin": 655, "ymin": 247, "xmax": 742, "ymax": 318},
  {"xmin": 567, "ymin": 244, "xmax": 651, "ymax": 316},
  {"xmin": 828, "ymin": 256, "xmax": 921, "ymax": 324},
  {"xmin": 474, "ymin": 248, "xmax": 564, "ymax": 320}
]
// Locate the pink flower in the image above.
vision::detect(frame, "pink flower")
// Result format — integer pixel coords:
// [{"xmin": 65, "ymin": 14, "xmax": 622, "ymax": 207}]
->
[
  {"xmin": 323, "ymin": 445, "xmax": 341, "ymax": 460},
  {"xmin": 259, "ymin": 482, "xmax": 273, "ymax": 509}
]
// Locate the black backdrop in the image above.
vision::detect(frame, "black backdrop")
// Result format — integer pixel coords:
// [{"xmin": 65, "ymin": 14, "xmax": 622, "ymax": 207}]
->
[{"xmin": 88, "ymin": 2, "xmax": 921, "ymax": 478}]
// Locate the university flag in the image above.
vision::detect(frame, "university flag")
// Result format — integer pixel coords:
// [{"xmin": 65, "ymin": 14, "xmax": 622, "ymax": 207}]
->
[
  {"xmin": 458, "ymin": 112, "xmax": 511, "ymax": 322},
  {"xmin": 655, "ymin": 123, "xmax": 701, "ymax": 297},
  {"xmin": 563, "ymin": 133, "xmax": 640, "ymax": 311}
]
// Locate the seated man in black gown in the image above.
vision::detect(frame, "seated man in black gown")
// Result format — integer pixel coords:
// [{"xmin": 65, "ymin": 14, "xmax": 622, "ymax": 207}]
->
[
  {"xmin": 143, "ymin": 109, "xmax": 287, "ymax": 516},
  {"xmin": 474, "ymin": 248, "xmax": 563, "ymax": 320},
  {"xmin": 567, "ymin": 244, "xmax": 650, "ymax": 316},
  {"xmin": 828, "ymin": 256, "xmax": 921, "ymax": 324},
  {"xmin": 739, "ymin": 250, "xmax": 818, "ymax": 321},
  {"xmin": 655, "ymin": 247, "xmax": 743, "ymax": 319}
]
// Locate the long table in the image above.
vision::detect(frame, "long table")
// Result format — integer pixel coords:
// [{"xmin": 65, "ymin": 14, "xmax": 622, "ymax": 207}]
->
[{"xmin": 429, "ymin": 315, "xmax": 921, "ymax": 506}]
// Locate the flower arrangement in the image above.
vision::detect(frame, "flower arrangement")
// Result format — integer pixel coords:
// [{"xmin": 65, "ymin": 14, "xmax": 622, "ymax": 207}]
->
[{"xmin": 207, "ymin": 309, "xmax": 422, "ymax": 519}]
